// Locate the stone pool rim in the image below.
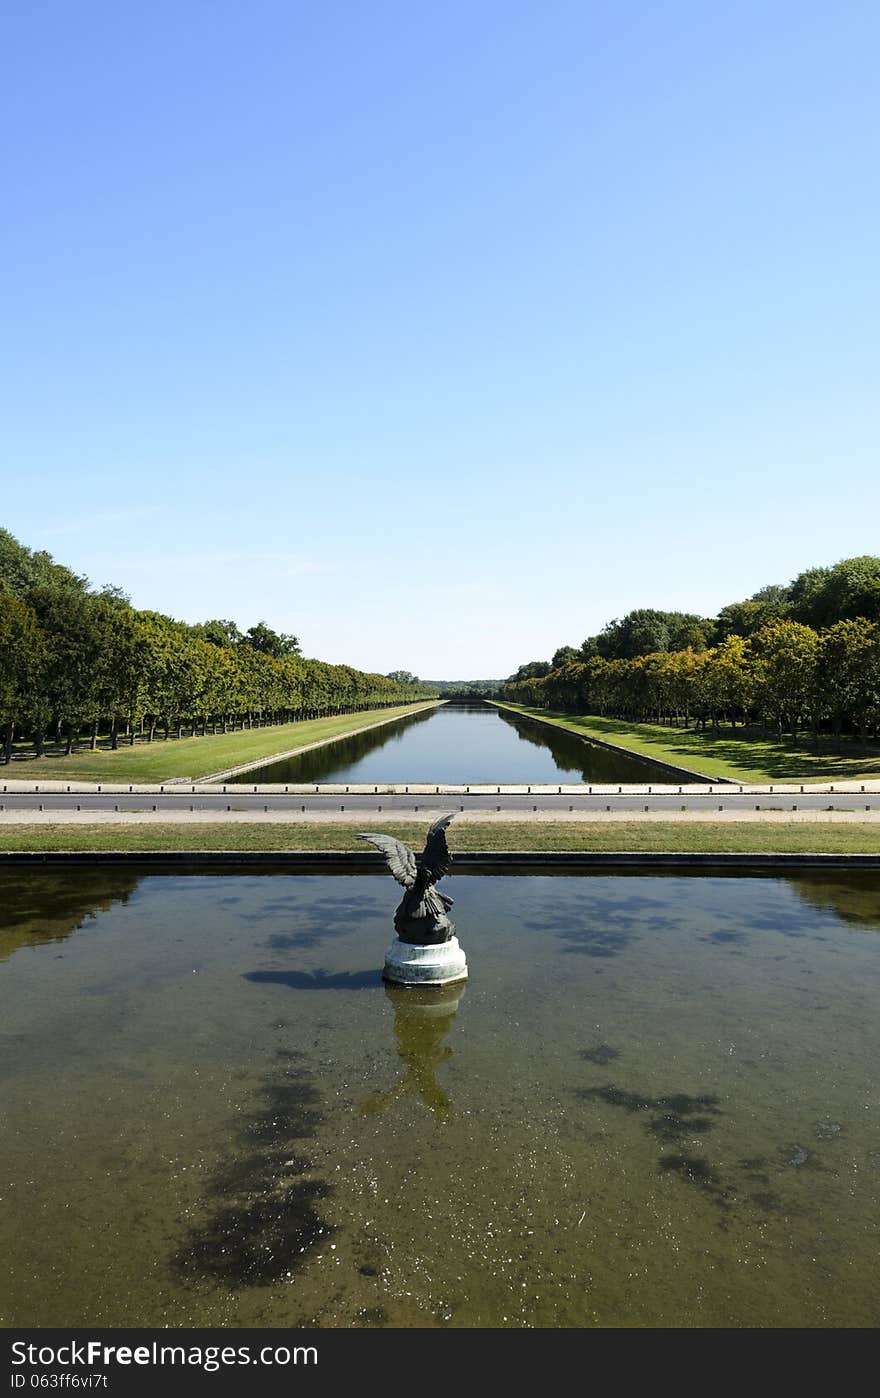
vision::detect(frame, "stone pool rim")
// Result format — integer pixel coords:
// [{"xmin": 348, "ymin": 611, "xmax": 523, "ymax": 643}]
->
[{"xmin": 2, "ymin": 850, "xmax": 880, "ymax": 871}]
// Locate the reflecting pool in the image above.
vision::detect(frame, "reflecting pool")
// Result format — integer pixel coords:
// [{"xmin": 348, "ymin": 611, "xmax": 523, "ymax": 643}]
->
[
  {"xmin": 1, "ymin": 866, "xmax": 879, "ymax": 1327},
  {"xmin": 229, "ymin": 703, "xmax": 692, "ymax": 785}
]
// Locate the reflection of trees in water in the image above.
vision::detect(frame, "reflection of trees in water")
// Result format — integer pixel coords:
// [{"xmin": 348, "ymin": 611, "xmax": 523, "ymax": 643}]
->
[
  {"xmin": 360, "ymin": 983, "xmax": 465, "ymax": 1120},
  {"xmin": 493, "ymin": 710, "xmax": 683, "ymax": 783},
  {"xmin": 228, "ymin": 708, "xmax": 436, "ymax": 784},
  {"xmin": 0, "ymin": 869, "xmax": 142, "ymax": 963},
  {"xmin": 172, "ymin": 1049, "xmax": 333, "ymax": 1289},
  {"xmin": 787, "ymin": 874, "xmax": 880, "ymax": 931},
  {"xmin": 232, "ymin": 703, "xmax": 680, "ymax": 783}
]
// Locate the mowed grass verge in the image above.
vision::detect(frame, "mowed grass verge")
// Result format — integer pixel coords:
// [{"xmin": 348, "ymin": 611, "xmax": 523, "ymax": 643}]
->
[
  {"xmin": 4, "ymin": 703, "xmax": 440, "ymax": 783},
  {"xmin": 495, "ymin": 703, "xmax": 880, "ymax": 785},
  {"xmin": 1, "ymin": 822, "xmax": 879, "ymax": 853}
]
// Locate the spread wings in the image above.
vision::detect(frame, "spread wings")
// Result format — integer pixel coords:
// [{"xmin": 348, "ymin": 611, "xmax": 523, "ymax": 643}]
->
[
  {"xmin": 356, "ymin": 833, "xmax": 417, "ymax": 888},
  {"xmin": 357, "ymin": 813, "xmax": 455, "ymax": 888},
  {"xmin": 420, "ymin": 813, "xmax": 455, "ymax": 883}
]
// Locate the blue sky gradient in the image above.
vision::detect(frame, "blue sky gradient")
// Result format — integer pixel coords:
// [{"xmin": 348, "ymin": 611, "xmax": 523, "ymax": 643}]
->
[{"xmin": 2, "ymin": 1, "xmax": 878, "ymax": 675}]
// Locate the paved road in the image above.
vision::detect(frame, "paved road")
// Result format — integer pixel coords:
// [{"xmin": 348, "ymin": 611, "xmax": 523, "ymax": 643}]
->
[{"xmin": 1, "ymin": 789, "xmax": 877, "ymax": 814}]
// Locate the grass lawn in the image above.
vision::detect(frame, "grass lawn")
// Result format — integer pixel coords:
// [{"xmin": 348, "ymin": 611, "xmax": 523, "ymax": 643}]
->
[
  {"xmin": 496, "ymin": 703, "xmax": 880, "ymax": 784},
  {"xmin": 3, "ymin": 703, "xmax": 439, "ymax": 783},
  {"xmin": 1, "ymin": 821, "xmax": 878, "ymax": 853}
]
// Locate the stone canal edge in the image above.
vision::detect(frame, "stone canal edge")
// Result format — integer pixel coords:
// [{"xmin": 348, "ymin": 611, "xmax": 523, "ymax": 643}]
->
[{"xmin": 2, "ymin": 849, "xmax": 880, "ymax": 869}]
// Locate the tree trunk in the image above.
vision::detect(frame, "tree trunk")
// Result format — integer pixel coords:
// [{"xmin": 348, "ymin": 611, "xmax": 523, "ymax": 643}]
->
[
  {"xmin": 110, "ymin": 716, "xmax": 119, "ymax": 750},
  {"xmin": 90, "ymin": 721, "xmax": 98, "ymax": 751},
  {"xmin": 3, "ymin": 721, "xmax": 13, "ymax": 764}
]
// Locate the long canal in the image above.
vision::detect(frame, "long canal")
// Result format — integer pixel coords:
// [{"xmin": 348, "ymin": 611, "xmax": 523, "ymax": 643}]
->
[{"xmin": 226, "ymin": 702, "xmax": 698, "ymax": 786}]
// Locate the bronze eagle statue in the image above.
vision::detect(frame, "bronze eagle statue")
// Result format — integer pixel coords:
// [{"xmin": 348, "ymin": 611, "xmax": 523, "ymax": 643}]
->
[{"xmin": 357, "ymin": 813, "xmax": 456, "ymax": 945}]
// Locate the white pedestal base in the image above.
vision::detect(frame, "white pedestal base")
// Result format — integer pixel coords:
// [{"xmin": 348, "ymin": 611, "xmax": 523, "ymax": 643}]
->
[{"xmin": 383, "ymin": 935, "xmax": 468, "ymax": 987}]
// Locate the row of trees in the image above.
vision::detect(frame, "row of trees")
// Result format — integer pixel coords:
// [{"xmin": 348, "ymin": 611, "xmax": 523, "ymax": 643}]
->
[
  {"xmin": 0, "ymin": 529, "xmax": 436, "ymax": 761},
  {"xmin": 505, "ymin": 618, "xmax": 880, "ymax": 746},
  {"xmin": 510, "ymin": 556, "xmax": 880, "ymax": 679}
]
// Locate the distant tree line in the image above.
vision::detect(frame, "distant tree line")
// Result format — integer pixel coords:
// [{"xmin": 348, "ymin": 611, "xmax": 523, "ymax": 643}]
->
[
  {"xmin": 505, "ymin": 556, "xmax": 880, "ymax": 745},
  {"xmin": 0, "ymin": 529, "xmax": 437, "ymax": 762},
  {"xmin": 425, "ymin": 679, "xmax": 503, "ymax": 701}
]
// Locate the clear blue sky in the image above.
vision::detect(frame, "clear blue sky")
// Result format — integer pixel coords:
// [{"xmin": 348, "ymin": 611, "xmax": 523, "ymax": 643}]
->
[{"xmin": 2, "ymin": 1, "xmax": 878, "ymax": 677}]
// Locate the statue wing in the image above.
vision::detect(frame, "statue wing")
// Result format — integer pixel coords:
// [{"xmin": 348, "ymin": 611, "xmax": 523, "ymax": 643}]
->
[
  {"xmin": 420, "ymin": 813, "xmax": 455, "ymax": 884},
  {"xmin": 356, "ymin": 833, "xmax": 417, "ymax": 888}
]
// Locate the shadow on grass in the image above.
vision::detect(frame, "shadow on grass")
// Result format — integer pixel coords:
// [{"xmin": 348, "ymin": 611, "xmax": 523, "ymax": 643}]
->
[{"xmin": 534, "ymin": 712, "xmax": 880, "ymax": 781}]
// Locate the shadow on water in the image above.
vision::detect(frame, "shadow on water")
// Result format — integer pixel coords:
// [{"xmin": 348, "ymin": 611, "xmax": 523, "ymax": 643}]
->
[
  {"xmin": 0, "ymin": 869, "xmax": 142, "ymax": 963},
  {"xmin": 259, "ymin": 894, "xmax": 387, "ymax": 950},
  {"xmin": 579, "ymin": 1042, "xmax": 621, "ymax": 1065},
  {"xmin": 172, "ymin": 1050, "xmax": 333, "ymax": 1289},
  {"xmin": 523, "ymin": 892, "xmax": 677, "ymax": 956},
  {"xmin": 360, "ymin": 982, "xmax": 465, "ymax": 1120},
  {"xmin": 577, "ymin": 1079, "xmax": 739, "ymax": 1215},
  {"xmin": 244, "ymin": 969, "xmax": 381, "ymax": 991},
  {"xmin": 576, "ymin": 1064, "xmax": 835, "ymax": 1222},
  {"xmin": 579, "ymin": 1084, "xmax": 722, "ymax": 1142}
]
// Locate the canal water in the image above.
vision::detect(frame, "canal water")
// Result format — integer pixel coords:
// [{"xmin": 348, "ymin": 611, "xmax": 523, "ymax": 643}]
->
[
  {"xmin": 1, "ymin": 865, "xmax": 878, "ymax": 1328},
  {"xmin": 228, "ymin": 703, "xmax": 692, "ymax": 785}
]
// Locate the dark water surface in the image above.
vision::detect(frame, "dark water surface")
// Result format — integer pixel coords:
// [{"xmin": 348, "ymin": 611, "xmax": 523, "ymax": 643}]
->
[
  {"xmin": 1, "ymin": 866, "xmax": 879, "ymax": 1328},
  {"xmin": 229, "ymin": 703, "xmax": 690, "ymax": 785}
]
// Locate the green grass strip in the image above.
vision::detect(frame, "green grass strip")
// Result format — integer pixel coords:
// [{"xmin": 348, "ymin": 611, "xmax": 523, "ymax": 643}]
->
[
  {"xmin": 496, "ymin": 703, "xmax": 880, "ymax": 784},
  {"xmin": 1, "ymin": 822, "xmax": 878, "ymax": 853},
  {"xmin": 5, "ymin": 703, "xmax": 438, "ymax": 783}
]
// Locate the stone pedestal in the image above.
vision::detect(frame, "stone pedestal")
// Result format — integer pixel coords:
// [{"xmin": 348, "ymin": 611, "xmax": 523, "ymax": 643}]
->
[{"xmin": 383, "ymin": 935, "xmax": 468, "ymax": 987}]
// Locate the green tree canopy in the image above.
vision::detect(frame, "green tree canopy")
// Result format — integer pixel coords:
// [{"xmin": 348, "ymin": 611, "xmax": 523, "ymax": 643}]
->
[
  {"xmin": 593, "ymin": 609, "xmax": 712, "ymax": 660},
  {"xmin": 551, "ymin": 645, "xmax": 580, "ymax": 669},
  {"xmin": 0, "ymin": 527, "xmax": 88, "ymax": 598},
  {"xmin": 241, "ymin": 621, "xmax": 301, "ymax": 657},
  {"xmin": 190, "ymin": 618, "xmax": 244, "ymax": 648}
]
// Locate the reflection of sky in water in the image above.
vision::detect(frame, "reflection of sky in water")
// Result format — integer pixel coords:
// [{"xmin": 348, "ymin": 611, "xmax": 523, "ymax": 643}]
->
[{"xmin": 1, "ymin": 869, "xmax": 879, "ymax": 1328}]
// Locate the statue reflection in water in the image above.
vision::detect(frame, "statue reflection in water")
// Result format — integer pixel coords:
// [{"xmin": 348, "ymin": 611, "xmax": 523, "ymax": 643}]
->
[{"xmin": 360, "ymin": 982, "xmax": 465, "ymax": 1120}]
